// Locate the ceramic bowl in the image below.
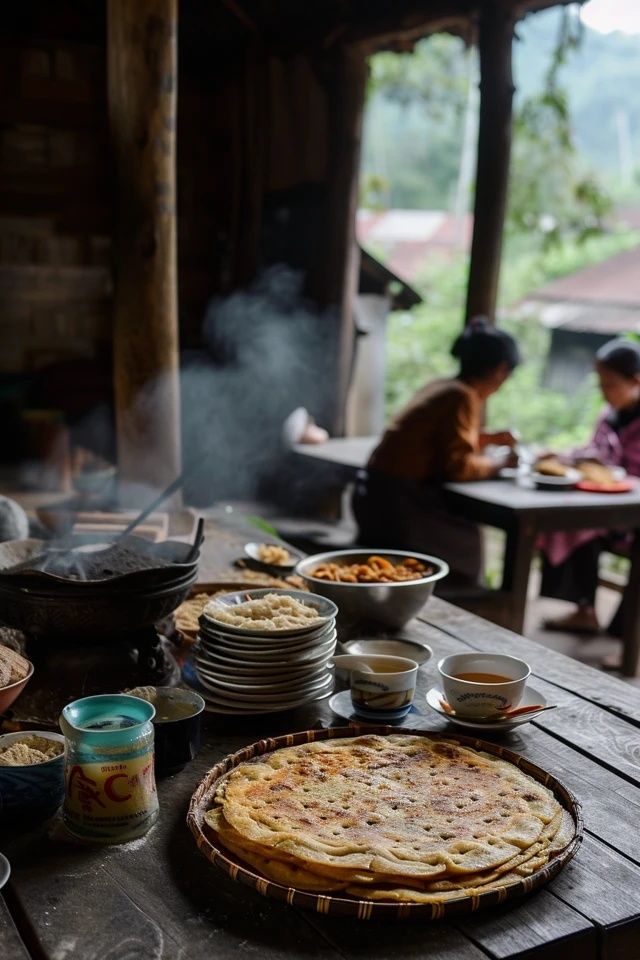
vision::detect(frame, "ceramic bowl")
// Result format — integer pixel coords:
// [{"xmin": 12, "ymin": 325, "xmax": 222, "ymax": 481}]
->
[
  {"xmin": 151, "ymin": 687, "xmax": 205, "ymax": 778},
  {"xmin": 0, "ymin": 659, "xmax": 34, "ymax": 714},
  {"xmin": 0, "ymin": 731, "xmax": 65, "ymax": 824},
  {"xmin": 437, "ymin": 653, "xmax": 531, "ymax": 719},
  {"xmin": 341, "ymin": 638, "xmax": 432, "ymax": 665}
]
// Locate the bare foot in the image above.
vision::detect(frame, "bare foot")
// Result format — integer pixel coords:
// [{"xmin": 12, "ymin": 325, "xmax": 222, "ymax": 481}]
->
[{"xmin": 542, "ymin": 607, "xmax": 600, "ymax": 635}]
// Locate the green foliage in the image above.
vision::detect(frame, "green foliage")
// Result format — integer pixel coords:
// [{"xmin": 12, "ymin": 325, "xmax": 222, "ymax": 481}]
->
[
  {"xmin": 384, "ymin": 227, "xmax": 640, "ymax": 448},
  {"xmin": 509, "ymin": 8, "xmax": 612, "ymax": 250},
  {"xmin": 361, "ymin": 36, "xmax": 472, "ymax": 210}
]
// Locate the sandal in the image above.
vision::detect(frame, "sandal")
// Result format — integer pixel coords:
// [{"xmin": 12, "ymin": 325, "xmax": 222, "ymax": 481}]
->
[{"xmin": 541, "ymin": 609, "xmax": 600, "ymax": 636}]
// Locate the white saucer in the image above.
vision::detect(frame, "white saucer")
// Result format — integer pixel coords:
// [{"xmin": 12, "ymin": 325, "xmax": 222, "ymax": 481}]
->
[
  {"xmin": 425, "ymin": 685, "xmax": 548, "ymax": 731},
  {"xmin": 341, "ymin": 638, "xmax": 432, "ymax": 665},
  {"xmin": 329, "ymin": 689, "xmax": 423, "ymax": 725}
]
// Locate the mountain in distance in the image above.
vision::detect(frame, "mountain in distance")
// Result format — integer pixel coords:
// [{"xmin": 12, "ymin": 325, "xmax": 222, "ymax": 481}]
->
[
  {"xmin": 361, "ymin": 7, "xmax": 640, "ymax": 211},
  {"xmin": 515, "ymin": 7, "xmax": 640, "ymax": 174}
]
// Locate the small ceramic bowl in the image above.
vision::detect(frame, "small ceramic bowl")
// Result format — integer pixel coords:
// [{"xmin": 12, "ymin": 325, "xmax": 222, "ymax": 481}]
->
[
  {"xmin": 0, "ymin": 660, "xmax": 34, "ymax": 715},
  {"xmin": 438, "ymin": 653, "xmax": 531, "ymax": 719},
  {"xmin": 0, "ymin": 730, "xmax": 65, "ymax": 824},
  {"xmin": 151, "ymin": 687, "xmax": 205, "ymax": 777},
  {"xmin": 341, "ymin": 638, "xmax": 432, "ymax": 665},
  {"xmin": 333, "ymin": 654, "xmax": 418, "ymax": 721}
]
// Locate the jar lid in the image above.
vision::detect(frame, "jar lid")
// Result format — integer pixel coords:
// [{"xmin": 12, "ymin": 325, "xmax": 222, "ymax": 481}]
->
[{"xmin": 60, "ymin": 694, "xmax": 155, "ymax": 746}]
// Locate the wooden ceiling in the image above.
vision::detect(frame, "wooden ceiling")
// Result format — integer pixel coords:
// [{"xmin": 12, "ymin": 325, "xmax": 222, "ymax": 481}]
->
[{"xmin": 182, "ymin": 0, "xmax": 582, "ymax": 57}]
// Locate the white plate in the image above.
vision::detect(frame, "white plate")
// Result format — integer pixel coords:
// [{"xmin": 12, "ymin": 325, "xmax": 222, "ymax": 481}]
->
[
  {"xmin": 341, "ymin": 638, "xmax": 432, "ymax": 665},
  {"xmin": 198, "ymin": 673, "xmax": 333, "ymax": 708},
  {"xmin": 244, "ymin": 541, "xmax": 301, "ymax": 572},
  {"xmin": 194, "ymin": 649, "xmax": 327, "ymax": 678},
  {"xmin": 199, "ymin": 617, "xmax": 336, "ymax": 646},
  {"xmin": 197, "ymin": 687, "xmax": 333, "ymax": 716},
  {"xmin": 425, "ymin": 685, "xmax": 548, "ymax": 731},
  {"xmin": 530, "ymin": 469, "xmax": 581, "ymax": 488},
  {"xmin": 198, "ymin": 623, "xmax": 336, "ymax": 653},
  {"xmin": 201, "ymin": 589, "xmax": 337, "ymax": 637},
  {"xmin": 197, "ymin": 632, "xmax": 337, "ymax": 665},
  {"xmin": 195, "ymin": 674, "xmax": 334, "ymax": 710},
  {"xmin": 195, "ymin": 663, "xmax": 329, "ymax": 693}
]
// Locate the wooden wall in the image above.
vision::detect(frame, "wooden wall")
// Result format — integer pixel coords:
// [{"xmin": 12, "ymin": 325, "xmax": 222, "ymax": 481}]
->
[{"xmin": 0, "ymin": 2, "xmax": 111, "ymax": 376}]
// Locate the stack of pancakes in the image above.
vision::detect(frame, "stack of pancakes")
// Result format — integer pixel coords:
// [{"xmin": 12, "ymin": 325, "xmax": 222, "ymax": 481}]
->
[
  {"xmin": 204, "ymin": 734, "xmax": 574, "ymax": 903},
  {"xmin": 576, "ymin": 461, "xmax": 616, "ymax": 485}
]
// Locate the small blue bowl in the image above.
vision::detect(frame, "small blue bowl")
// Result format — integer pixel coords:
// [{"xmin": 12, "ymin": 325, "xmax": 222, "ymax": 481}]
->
[{"xmin": 0, "ymin": 731, "xmax": 65, "ymax": 825}]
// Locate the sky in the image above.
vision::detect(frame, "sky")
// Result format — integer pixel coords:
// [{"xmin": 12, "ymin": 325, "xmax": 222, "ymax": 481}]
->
[{"xmin": 580, "ymin": 0, "xmax": 640, "ymax": 34}]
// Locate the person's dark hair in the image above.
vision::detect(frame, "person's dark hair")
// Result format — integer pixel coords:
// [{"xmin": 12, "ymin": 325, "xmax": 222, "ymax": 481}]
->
[
  {"xmin": 596, "ymin": 338, "xmax": 640, "ymax": 379},
  {"xmin": 451, "ymin": 316, "xmax": 521, "ymax": 380}
]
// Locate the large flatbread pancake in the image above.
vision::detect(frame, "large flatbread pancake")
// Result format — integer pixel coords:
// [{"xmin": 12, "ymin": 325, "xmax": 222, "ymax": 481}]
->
[{"xmin": 204, "ymin": 734, "xmax": 574, "ymax": 902}]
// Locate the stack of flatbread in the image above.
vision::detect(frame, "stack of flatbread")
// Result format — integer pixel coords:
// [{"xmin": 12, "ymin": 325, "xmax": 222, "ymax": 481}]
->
[
  {"xmin": 534, "ymin": 457, "xmax": 570, "ymax": 478},
  {"xmin": 204, "ymin": 734, "xmax": 574, "ymax": 903},
  {"xmin": 575, "ymin": 461, "xmax": 616, "ymax": 485}
]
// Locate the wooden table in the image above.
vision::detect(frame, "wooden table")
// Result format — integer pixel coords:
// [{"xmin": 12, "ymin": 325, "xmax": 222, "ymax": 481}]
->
[
  {"xmin": 444, "ymin": 480, "xmax": 640, "ymax": 676},
  {"xmin": 2, "ymin": 516, "xmax": 640, "ymax": 959},
  {"xmin": 294, "ymin": 438, "xmax": 640, "ymax": 676}
]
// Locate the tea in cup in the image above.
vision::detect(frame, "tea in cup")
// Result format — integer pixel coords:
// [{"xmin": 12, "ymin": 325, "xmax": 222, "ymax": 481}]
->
[
  {"xmin": 438, "ymin": 653, "xmax": 530, "ymax": 719},
  {"xmin": 332, "ymin": 654, "xmax": 418, "ymax": 720}
]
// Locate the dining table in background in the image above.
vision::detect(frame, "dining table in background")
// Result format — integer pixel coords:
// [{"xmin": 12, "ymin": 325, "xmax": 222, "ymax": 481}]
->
[
  {"xmin": 2, "ymin": 514, "xmax": 640, "ymax": 959},
  {"xmin": 294, "ymin": 437, "xmax": 640, "ymax": 677}
]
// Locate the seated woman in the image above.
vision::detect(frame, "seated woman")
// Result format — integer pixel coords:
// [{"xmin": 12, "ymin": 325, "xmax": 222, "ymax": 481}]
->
[
  {"xmin": 540, "ymin": 338, "xmax": 640, "ymax": 636},
  {"xmin": 352, "ymin": 318, "xmax": 521, "ymax": 585}
]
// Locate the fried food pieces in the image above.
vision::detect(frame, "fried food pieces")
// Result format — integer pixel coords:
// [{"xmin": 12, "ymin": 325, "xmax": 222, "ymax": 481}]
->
[
  {"xmin": 311, "ymin": 555, "xmax": 431, "ymax": 584},
  {"xmin": 204, "ymin": 735, "xmax": 573, "ymax": 903}
]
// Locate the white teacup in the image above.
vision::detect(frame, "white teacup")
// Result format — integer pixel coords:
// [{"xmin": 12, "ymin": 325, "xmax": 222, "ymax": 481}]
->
[
  {"xmin": 332, "ymin": 654, "xmax": 418, "ymax": 720},
  {"xmin": 438, "ymin": 653, "xmax": 530, "ymax": 719}
]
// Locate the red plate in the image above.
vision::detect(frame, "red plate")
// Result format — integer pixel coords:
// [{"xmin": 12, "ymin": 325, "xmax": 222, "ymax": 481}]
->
[{"xmin": 576, "ymin": 479, "xmax": 635, "ymax": 494}]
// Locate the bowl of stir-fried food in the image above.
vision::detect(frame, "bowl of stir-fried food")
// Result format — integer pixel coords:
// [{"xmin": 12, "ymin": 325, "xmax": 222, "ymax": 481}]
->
[{"xmin": 295, "ymin": 550, "xmax": 449, "ymax": 628}]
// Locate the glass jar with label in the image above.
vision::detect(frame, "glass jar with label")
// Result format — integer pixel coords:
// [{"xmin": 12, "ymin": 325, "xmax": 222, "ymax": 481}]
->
[{"xmin": 59, "ymin": 694, "xmax": 159, "ymax": 844}]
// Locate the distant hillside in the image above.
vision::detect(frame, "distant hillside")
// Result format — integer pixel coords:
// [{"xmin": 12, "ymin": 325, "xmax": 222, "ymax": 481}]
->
[
  {"xmin": 361, "ymin": 8, "xmax": 640, "ymax": 211},
  {"xmin": 516, "ymin": 8, "xmax": 640, "ymax": 174}
]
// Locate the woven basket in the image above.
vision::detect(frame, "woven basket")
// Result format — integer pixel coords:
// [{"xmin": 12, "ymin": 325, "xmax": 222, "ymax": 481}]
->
[{"xmin": 187, "ymin": 726, "xmax": 583, "ymax": 921}]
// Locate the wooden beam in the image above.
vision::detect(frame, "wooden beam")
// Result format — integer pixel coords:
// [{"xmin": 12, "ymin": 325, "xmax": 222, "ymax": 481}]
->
[
  {"xmin": 107, "ymin": 0, "xmax": 182, "ymax": 502},
  {"xmin": 465, "ymin": 1, "xmax": 515, "ymax": 322},
  {"xmin": 315, "ymin": 46, "xmax": 368, "ymax": 435}
]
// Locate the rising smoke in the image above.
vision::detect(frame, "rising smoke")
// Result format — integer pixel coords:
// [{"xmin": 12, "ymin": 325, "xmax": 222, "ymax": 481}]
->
[{"xmin": 180, "ymin": 264, "xmax": 337, "ymax": 506}]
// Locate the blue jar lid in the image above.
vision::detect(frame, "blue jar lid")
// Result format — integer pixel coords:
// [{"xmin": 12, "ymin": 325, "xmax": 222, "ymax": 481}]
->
[{"xmin": 60, "ymin": 694, "xmax": 155, "ymax": 747}]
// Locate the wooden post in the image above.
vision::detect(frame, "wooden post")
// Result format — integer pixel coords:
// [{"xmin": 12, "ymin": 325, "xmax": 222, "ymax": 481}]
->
[
  {"xmin": 316, "ymin": 46, "xmax": 368, "ymax": 435},
  {"xmin": 465, "ymin": 1, "xmax": 515, "ymax": 323},
  {"xmin": 108, "ymin": 0, "xmax": 181, "ymax": 502}
]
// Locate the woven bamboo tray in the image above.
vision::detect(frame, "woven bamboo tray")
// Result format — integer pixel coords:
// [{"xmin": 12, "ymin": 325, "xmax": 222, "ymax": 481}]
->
[{"xmin": 187, "ymin": 726, "xmax": 583, "ymax": 921}]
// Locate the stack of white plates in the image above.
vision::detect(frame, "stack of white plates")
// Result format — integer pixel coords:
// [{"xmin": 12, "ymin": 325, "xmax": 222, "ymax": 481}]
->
[{"xmin": 188, "ymin": 589, "xmax": 339, "ymax": 714}]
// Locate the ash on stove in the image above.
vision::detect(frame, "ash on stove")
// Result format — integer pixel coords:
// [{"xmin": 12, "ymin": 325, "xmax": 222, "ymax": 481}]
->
[{"xmin": 4, "ymin": 539, "xmax": 176, "ymax": 582}]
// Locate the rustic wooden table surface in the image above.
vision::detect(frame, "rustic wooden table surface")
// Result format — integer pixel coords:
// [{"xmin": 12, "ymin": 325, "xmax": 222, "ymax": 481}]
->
[{"xmin": 2, "ymin": 516, "xmax": 640, "ymax": 959}]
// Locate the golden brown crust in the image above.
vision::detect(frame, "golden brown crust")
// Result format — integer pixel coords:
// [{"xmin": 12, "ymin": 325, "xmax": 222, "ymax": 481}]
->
[{"xmin": 204, "ymin": 735, "xmax": 573, "ymax": 902}]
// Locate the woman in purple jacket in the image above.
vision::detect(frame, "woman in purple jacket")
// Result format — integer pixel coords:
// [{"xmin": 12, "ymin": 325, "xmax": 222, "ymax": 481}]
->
[{"xmin": 540, "ymin": 339, "xmax": 640, "ymax": 636}]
